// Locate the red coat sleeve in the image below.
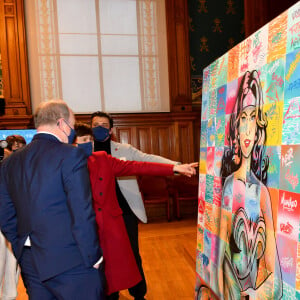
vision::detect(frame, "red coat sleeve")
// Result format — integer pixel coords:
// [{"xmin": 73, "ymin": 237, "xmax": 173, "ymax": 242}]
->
[{"xmin": 90, "ymin": 151, "xmax": 174, "ymax": 177}]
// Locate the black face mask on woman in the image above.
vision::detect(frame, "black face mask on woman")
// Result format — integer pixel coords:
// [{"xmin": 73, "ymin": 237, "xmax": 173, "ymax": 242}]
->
[{"xmin": 92, "ymin": 126, "xmax": 110, "ymax": 142}]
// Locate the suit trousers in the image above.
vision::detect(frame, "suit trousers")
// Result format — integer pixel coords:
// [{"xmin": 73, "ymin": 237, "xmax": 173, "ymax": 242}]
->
[
  {"xmin": 20, "ymin": 248, "xmax": 105, "ymax": 300},
  {"xmin": 107, "ymin": 213, "xmax": 146, "ymax": 300},
  {"xmin": 107, "ymin": 213, "xmax": 147, "ymax": 300},
  {"xmin": 0, "ymin": 232, "xmax": 19, "ymax": 300},
  {"xmin": 124, "ymin": 213, "xmax": 146, "ymax": 299}
]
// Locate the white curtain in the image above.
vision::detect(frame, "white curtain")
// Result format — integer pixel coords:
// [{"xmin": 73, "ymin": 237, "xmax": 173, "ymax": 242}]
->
[{"xmin": 25, "ymin": 0, "xmax": 170, "ymax": 114}]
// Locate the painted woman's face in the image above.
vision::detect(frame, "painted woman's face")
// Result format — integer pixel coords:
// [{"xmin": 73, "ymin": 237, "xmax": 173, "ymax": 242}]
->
[{"xmin": 239, "ymin": 104, "xmax": 257, "ymax": 159}]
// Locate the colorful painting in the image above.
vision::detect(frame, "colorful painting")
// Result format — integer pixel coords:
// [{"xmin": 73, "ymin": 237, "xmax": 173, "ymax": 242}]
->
[{"xmin": 196, "ymin": 3, "xmax": 300, "ymax": 299}]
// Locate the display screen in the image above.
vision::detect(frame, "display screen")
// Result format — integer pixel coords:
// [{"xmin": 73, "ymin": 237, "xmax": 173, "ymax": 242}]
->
[{"xmin": 0, "ymin": 129, "xmax": 36, "ymax": 144}]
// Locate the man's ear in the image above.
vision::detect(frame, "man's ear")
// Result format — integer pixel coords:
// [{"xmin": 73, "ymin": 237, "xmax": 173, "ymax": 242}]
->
[
  {"xmin": 57, "ymin": 118, "xmax": 63, "ymax": 127},
  {"xmin": 109, "ymin": 128, "xmax": 113, "ymax": 135}
]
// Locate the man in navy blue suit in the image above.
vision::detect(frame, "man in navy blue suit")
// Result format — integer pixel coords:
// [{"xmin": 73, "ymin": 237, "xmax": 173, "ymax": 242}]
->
[{"xmin": 0, "ymin": 100, "xmax": 104, "ymax": 299}]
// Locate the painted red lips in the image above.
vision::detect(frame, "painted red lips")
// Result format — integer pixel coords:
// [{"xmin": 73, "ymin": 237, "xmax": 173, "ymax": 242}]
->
[{"xmin": 244, "ymin": 139, "xmax": 250, "ymax": 148}]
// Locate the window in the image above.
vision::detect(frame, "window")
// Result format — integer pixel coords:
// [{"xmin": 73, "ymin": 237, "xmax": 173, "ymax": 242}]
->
[{"xmin": 25, "ymin": 0, "xmax": 170, "ymax": 113}]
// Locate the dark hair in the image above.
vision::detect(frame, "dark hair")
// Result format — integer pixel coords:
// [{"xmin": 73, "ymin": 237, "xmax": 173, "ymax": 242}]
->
[
  {"xmin": 220, "ymin": 70, "xmax": 269, "ymax": 185},
  {"xmin": 90, "ymin": 111, "xmax": 113, "ymax": 129},
  {"xmin": 74, "ymin": 122, "xmax": 93, "ymax": 138},
  {"xmin": 6, "ymin": 135, "xmax": 26, "ymax": 151}
]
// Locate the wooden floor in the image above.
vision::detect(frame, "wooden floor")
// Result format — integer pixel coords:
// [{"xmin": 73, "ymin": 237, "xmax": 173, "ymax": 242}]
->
[{"xmin": 17, "ymin": 217, "xmax": 197, "ymax": 300}]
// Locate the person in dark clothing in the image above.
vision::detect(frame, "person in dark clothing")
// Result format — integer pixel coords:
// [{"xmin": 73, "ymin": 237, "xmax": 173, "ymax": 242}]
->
[{"xmin": 0, "ymin": 100, "xmax": 104, "ymax": 300}]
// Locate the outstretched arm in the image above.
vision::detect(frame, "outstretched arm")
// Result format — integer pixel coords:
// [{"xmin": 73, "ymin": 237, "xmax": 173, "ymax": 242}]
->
[
  {"xmin": 117, "ymin": 142, "xmax": 180, "ymax": 165},
  {"xmin": 95, "ymin": 151, "xmax": 198, "ymax": 178},
  {"xmin": 173, "ymin": 162, "xmax": 198, "ymax": 177}
]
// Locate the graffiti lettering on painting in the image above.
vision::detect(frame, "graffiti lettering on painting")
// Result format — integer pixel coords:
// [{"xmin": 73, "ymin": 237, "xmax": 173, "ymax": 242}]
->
[
  {"xmin": 291, "ymin": 33, "xmax": 300, "ymax": 48},
  {"xmin": 292, "ymin": 8, "xmax": 300, "ymax": 20},
  {"xmin": 272, "ymin": 73, "xmax": 284, "ymax": 87},
  {"xmin": 216, "ymin": 118, "xmax": 222, "ymax": 130},
  {"xmin": 282, "ymin": 148, "xmax": 294, "ymax": 167},
  {"xmin": 240, "ymin": 39, "xmax": 251, "ymax": 58},
  {"xmin": 286, "ymin": 52, "xmax": 300, "ymax": 81},
  {"xmin": 218, "ymin": 58, "xmax": 225, "ymax": 76},
  {"xmin": 289, "ymin": 21, "xmax": 300, "ymax": 34},
  {"xmin": 285, "ymin": 168, "xmax": 299, "ymax": 190},
  {"xmin": 253, "ymin": 42, "xmax": 263, "ymax": 63},
  {"xmin": 281, "ymin": 257, "xmax": 294, "ymax": 271},
  {"xmin": 287, "ymin": 78, "xmax": 300, "ymax": 92},
  {"xmin": 266, "ymin": 87, "xmax": 280, "ymax": 103},
  {"xmin": 240, "ymin": 62, "xmax": 249, "ymax": 73},
  {"xmin": 281, "ymin": 192, "xmax": 298, "ymax": 211},
  {"xmin": 280, "ymin": 222, "xmax": 294, "ymax": 234},
  {"xmin": 283, "ymin": 99, "xmax": 300, "ymax": 124},
  {"xmin": 268, "ymin": 59, "xmax": 280, "ymax": 75},
  {"xmin": 266, "ymin": 104, "xmax": 278, "ymax": 119},
  {"xmin": 272, "ymin": 32, "xmax": 282, "ymax": 44}
]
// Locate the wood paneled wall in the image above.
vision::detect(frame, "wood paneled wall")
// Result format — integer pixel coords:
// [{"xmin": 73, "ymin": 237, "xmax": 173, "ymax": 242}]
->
[
  {"xmin": 0, "ymin": 0, "xmax": 31, "ymax": 126},
  {"xmin": 166, "ymin": 0, "xmax": 191, "ymax": 112}
]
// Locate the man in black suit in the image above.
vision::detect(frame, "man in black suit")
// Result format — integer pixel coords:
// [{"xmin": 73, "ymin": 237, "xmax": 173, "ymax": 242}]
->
[{"xmin": 0, "ymin": 100, "xmax": 104, "ymax": 299}]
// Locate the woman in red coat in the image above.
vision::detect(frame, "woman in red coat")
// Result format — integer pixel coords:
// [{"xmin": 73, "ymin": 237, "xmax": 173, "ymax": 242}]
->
[{"xmin": 74, "ymin": 123, "xmax": 197, "ymax": 296}]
